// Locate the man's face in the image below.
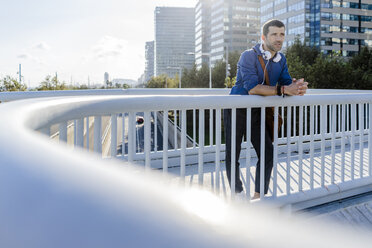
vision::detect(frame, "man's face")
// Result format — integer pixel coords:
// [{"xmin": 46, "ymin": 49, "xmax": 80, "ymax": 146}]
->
[{"xmin": 262, "ymin": 26, "xmax": 285, "ymax": 52}]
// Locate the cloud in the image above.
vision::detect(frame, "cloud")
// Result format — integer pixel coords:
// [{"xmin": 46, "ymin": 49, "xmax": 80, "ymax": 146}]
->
[
  {"xmin": 33, "ymin": 42, "xmax": 51, "ymax": 51},
  {"xmin": 16, "ymin": 53, "xmax": 44, "ymax": 65},
  {"xmin": 17, "ymin": 54, "xmax": 31, "ymax": 59},
  {"xmin": 91, "ymin": 36, "xmax": 128, "ymax": 59}
]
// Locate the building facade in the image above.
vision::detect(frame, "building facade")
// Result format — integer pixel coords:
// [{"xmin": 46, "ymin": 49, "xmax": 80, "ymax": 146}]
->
[
  {"xmin": 154, "ymin": 7, "xmax": 195, "ymax": 77},
  {"xmin": 195, "ymin": 0, "xmax": 212, "ymax": 69},
  {"xmin": 209, "ymin": 0, "xmax": 261, "ymax": 66},
  {"xmin": 261, "ymin": 0, "xmax": 372, "ymax": 55},
  {"xmin": 145, "ymin": 41, "xmax": 154, "ymax": 82}
]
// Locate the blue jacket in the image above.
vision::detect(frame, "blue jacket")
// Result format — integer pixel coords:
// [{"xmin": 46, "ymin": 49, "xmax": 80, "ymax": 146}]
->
[{"xmin": 230, "ymin": 44, "xmax": 292, "ymax": 95}]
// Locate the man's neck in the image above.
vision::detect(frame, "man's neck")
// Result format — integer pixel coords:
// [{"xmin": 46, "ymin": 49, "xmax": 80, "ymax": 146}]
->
[{"xmin": 262, "ymin": 44, "xmax": 276, "ymax": 58}]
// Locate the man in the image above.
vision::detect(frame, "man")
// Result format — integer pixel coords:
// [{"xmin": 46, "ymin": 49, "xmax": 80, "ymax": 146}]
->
[{"xmin": 224, "ymin": 19, "xmax": 308, "ymax": 199}]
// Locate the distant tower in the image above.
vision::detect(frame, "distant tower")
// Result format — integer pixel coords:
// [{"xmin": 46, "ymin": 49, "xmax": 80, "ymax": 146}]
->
[{"xmin": 104, "ymin": 72, "xmax": 109, "ymax": 85}]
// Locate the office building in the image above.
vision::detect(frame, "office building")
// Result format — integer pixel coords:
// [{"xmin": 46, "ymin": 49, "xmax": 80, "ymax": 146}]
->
[
  {"xmin": 154, "ymin": 7, "xmax": 195, "ymax": 77},
  {"xmin": 209, "ymin": 0, "xmax": 261, "ymax": 66},
  {"xmin": 195, "ymin": 0, "xmax": 212, "ymax": 68},
  {"xmin": 261, "ymin": 0, "xmax": 372, "ymax": 55},
  {"xmin": 145, "ymin": 41, "xmax": 154, "ymax": 82}
]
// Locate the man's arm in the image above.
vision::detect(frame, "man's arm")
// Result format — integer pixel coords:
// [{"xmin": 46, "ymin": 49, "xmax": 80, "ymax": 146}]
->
[{"xmin": 249, "ymin": 79, "xmax": 308, "ymax": 96}]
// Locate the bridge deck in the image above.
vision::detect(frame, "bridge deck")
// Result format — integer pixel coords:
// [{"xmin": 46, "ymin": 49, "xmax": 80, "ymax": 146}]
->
[{"xmin": 168, "ymin": 142, "xmax": 370, "ymax": 200}]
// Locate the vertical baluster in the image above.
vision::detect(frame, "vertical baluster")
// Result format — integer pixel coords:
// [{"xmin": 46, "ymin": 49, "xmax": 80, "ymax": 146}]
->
[
  {"xmin": 128, "ymin": 112, "xmax": 135, "ymax": 162},
  {"xmin": 74, "ymin": 120, "xmax": 77, "ymax": 146},
  {"xmin": 293, "ymin": 106, "xmax": 296, "ymax": 137},
  {"xmin": 281, "ymin": 106, "xmax": 285, "ymax": 138},
  {"xmin": 310, "ymin": 105, "xmax": 315, "ymax": 189},
  {"xmin": 59, "ymin": 121, "xmax": 67, "ymax": 143},
  {"xmin": 341, "ymin": 104, "xmax": 346, "ymax": 182},
  {"xmin": 215, "ymin": 108, "xmax": 221, "ymax": 193},
  {"xmin": 369, "ymin": 103, "xmax": 372, "ymax": 177},
  {"xmin": 76, "ymin": 118, "xmax": 84, "ymax": 148},
  {"xmin": 122, "ymin": 113, "xmax": 126, "ymax": 157},
  {"xmin": 86, "ymin": 117, "xmax": 90, "ymax": 150},
  {"xmin": 181, "ymin": 110, "xmax": 186, "ymax": 179},
  {"xmin": 144, "ymin": 112, "xmax": 151, "ymax": 171},
  {"xmin": 299, "ymin": 105, "xmax": 304, "ymax": 192},
  {"xmin": 331, "ymin": 105, "xmax": 336, "ymax": 184},
  {"xmin": 154, "ymin": 111, "xmax": 158, "ymax": 152},
  {"xmin": 360, "ymin": 103, "xmax": 364, "ymax": 178},
  {"xmin": 110, "ymin": 114, "xmax": 117, "ymax": 158},
  {"xmin": 286, "ymin": 106, "xmax": 291, "ymax": 195},
  {"xmin": 193, "ymin": 109, "xmax": 196, "ymax": 148},
  {"xmin": 305, "ymin": 106, "xmax": 308, "ymax": 136},
  {"xmin": 260, "ymin": 107, "xmax": 266, "ymax": 200},
  {"xmin": 198, "ymin": 109, "xmax": 205, "ymax": 185},
  {"xmin": 273, "ymin": 106, "xmax": 279, "ymax": 197},
  {"xmin": 321, "ymin": 105, "xmax": 326, "ymax": 187},
  {"xmin": 246, "ymin": 108, "xmax": 252, "ymax": 200},
  {"xmin": 231, "ymin": 108, "xmax": 237, "ymax": 197},
  {"xmin": 163, "ymin": 110, "xmax": 169, "ymax": 174},
  {"xmin": 338, "ymin": 104, "xmax": 341, "ymax": 133},
  {"xmin": 210, "ymin": 109, "xmax": 213, "ymax": 146},
  {"xmin": 93, "ymin": 116, "xmax": 102, "ymax": 155},
  {"xmin": 351, "ymin": 104, "xmax": 356, "ymax": 180},
  {"xmin": 174, "ymin": 110, "xmax": 178, "ymax": 150},
  {"xmin": 315, "ymin": 105, "xmax": 318, "ymax": 135}
]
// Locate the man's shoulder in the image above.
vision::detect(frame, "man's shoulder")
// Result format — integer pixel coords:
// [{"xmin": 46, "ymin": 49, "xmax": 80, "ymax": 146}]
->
[{"xmin": 239, "ymin": 48, "xmax": 257, "ymax": 63}]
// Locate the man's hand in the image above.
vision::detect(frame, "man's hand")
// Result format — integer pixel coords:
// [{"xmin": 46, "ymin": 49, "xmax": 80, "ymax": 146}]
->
[{"xmin": 284, "ymin": 78, "xmax": 308, "ymax": 96}]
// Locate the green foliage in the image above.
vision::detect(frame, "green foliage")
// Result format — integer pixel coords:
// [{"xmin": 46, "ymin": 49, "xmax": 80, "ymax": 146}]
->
[
  {"xmin": 224, "ymin": 76, "xmax": 236, "ymax": 88},
  {"xmin": 37, "ymin": 75, "xmax": 68, "ymax": 91},
  {"xmin": 146, "ymin": 74, "xmax": 178, "ymax": 88},
  {"xmin": 285, "ymin": 36, "xmax": 319, "ymax": 66},
  {"xmin": 0, "ymin": 76, "xmax": 27, "ymax": 91}
]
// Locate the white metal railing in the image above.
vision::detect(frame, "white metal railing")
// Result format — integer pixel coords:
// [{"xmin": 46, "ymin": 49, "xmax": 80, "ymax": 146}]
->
[{"xmin": 2, "ymin": 90, "xmax": 372, "ymax": 207}]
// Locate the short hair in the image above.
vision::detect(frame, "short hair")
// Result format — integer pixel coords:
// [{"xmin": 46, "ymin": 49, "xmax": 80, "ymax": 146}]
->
[{"xmin": 262, "ymin": 19, "xmax": 285, "ymax": 37}]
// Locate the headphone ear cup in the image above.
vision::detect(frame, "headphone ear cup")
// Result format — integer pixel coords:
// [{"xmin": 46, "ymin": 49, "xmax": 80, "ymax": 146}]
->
[
  {"xmin": 263, "ymin": 51, "xmax": 271, "ymax": 60},
  {"xmin": 273, "ymin": 53, "xmax": 282, "ymax": 63}
]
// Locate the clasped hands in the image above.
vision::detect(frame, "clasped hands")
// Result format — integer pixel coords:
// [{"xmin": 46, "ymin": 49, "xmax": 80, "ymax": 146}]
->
[{"xmin": 285, "ymin": 78, "xmax": 308, "ymax": 96}]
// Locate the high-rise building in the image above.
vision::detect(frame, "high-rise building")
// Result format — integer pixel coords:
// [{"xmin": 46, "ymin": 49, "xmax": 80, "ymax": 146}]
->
[
  {"xmin": 261, "ymin": 0, "xmax": 372, "ymax": 55},
  {"xmin": 145, "ymin": 41, "xmax": 154, "ymax": 82},
  {"xmin": 195, "ymin": 0, "xmax": 212, "ymax": 69},
  {"xmin": 104, "ymin": 72, "xmax": 109, "ymax": 84},
  {"xmin": 154, "ymin": 7, "xmax": 195, "ymax": 77},
  {"xmin": 209, "ymin": 0, "xmax": 261, "ymax": 66}
]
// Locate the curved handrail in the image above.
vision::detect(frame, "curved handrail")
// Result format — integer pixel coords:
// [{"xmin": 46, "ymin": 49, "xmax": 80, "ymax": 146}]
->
[{"xmin": 1, "ymin": 94, "xmax": 372, "ymax": 246}]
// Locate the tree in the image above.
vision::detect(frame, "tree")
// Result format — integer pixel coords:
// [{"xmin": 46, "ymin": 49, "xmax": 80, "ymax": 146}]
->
[
  {"xmin": 0, "ymin": 76, "xmax": 27, "ymax": 91},
  {"xmin": 285, "ymin": 36, "xmax": 319, "ymax": 66},
  {"xmin": 146, "ymin": 74, "xmax": 178, "ymax": 88},
  {"xmin": 212, "ymin": 60, "xmax": 227, "ymax": 88},
  {"xmin": 348, "ymin": 46, "xmax": 372, "ymax": 89},
  {"xmin": 37, "ymin": 75, "xmax": 68, "ymax": 91}
]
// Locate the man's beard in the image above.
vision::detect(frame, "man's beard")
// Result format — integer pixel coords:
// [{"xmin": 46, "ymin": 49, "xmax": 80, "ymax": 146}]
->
[{"xmin": 266, "ymin": 41, "xmax": 282, "ymax": 52}]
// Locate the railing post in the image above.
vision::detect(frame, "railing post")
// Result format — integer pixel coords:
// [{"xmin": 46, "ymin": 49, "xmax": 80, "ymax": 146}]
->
[
  {"xmin": 154, "ymin": 111, "xmax": 158, "ymax": 152},
  {"xmin": 369, "ymin": 103, "xmax": 372, "ymax": 177},
  {"xmin": 331, "ymin": 104, "xmax": 336, "ymax": 184},
  {"xmin": 110, "ymin": 114, "xmax": 117, "ymax": 158},
  {"xmin": 321, "ymin": 105, "xmax": 326, "ymax": 187},
  {"xmin": 310, "ymin": 105, "xmax": 315, "ymax": 189},
  {"xmin": 215, "ymin": 108, "xmax": 221, "ymax": 193},
  {"xmin": 76, "ymin": 118, "xmax": 84, "ymax": 148},
  {"xmin": 298, "ymin": 105, "xmax": 304, "ymax": 192},
  {"xmin": 86, "ymin": 117, "xmax": 90, "ymax": 150},
  {"xmin": 260, "ymin": 107, "xmax": 266, "ymax": 200},
  {"xmin": 121, "ymin": 113, "xmax": 126, "ymax": 157},
  {"xmin": 351, "ymin": 104, "xmax": 356, "ymax": 180},
  {"xmin": 231, "ymin": 108, "xmax": 236, "ymax": 197},
  {"xmin": 59, "ymin": 121, "xmax": 67, "ymax": 143},
  {"xmin": 128, "ymin": 112, "xmax": 135, "ymax": 162},
  {"xmin": 286, "ymin": 106, "xmax": 291, "ymax": 196},
  {"xmin": 163, "ymin": 110, "xmax": 169, "ymax": 174},
  {"xmin": 180, "ymin": 110, "xmax": 186, "ymax": 179},
  {"xmin": 341, "ymin": 104, "xmax": 346, "ymax": 182},
  {"xmin": 144, "ymin": 111, "xmax": 151, "ymax": 171},
  {"xmin": 93, "ymin": 116, "xmax": 102, "ymax": 155},
  {"xmin": 246, "ymin": 108, "xmax": 252, "ymax": 200},
  {"xmin": 198, "ymin": 109, "xmax": 205, "ymax": 186},
  {"xmin": 359, "ymin": 103, "xmax": 364, "ymax": 178},
  {"xmin": 273, "ymin": 106, "xmax": 279, "ymax": 197}
]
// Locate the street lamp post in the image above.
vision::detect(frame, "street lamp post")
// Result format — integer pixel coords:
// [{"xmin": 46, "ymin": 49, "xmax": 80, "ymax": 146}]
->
[
  {"xmin": 167, "ymin": 66, "xmax": 182, "ymax": 88},
  {"xmin": 187, "ymin": 52, "xmax": 212, "ymax": 88}
]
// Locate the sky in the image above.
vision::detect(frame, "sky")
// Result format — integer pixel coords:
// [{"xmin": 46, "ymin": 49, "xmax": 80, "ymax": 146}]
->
[{"xmin": 0, "ymin": 0, "xmax": 197, "ymax": 87}]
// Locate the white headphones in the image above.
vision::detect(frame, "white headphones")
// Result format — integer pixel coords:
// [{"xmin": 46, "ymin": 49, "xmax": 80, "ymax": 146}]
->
[{"xmin": 259, "ymin": 43, "xmax": 282, "ymax": 62}]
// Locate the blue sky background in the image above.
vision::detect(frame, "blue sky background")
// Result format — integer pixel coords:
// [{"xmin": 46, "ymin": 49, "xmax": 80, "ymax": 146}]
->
[{"xmin": 0, "ymin": 0, "xmax": 197, "ymax": 87}]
